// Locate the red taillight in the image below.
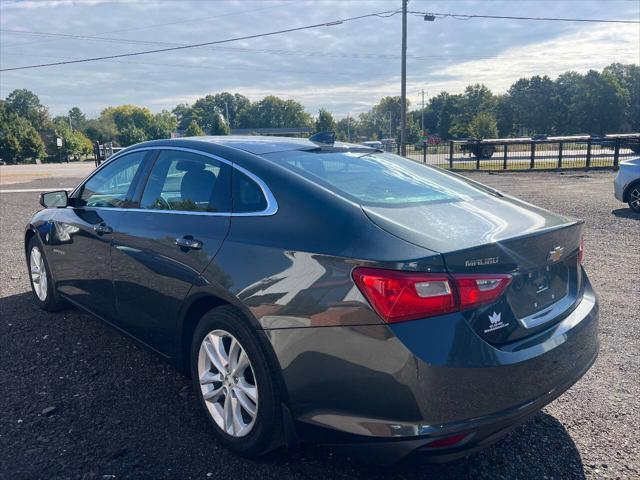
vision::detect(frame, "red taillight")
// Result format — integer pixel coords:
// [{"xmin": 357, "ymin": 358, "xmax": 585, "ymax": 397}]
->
[
  {"xmin": 454, "ymin": 274, "xmax": 512, "ymax": 310},
  {"xmin": 578, "ymin": 235, "xmax": 584, "ymax": 264},
  {"xmin": 352, "ymin": 267, "xmax": 511, "ymax": 324},
  {"xmin": 352, "ymin": 268, "xmax": 457, "ymax": 323}
]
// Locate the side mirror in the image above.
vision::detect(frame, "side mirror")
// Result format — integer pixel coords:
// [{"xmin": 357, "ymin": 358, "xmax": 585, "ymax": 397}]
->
[{"xmin": 40, "ymin": 190, "xmax": 69, "ymax": 208}]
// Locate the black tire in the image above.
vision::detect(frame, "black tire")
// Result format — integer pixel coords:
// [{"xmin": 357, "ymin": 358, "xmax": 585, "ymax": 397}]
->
[
  {"xmin": 626, "ymin": 181, "xmax": 640, "ymax": 213},
  {"xmin": 26, "ymin": 236, "xmax": 66, "ymax": 312},
  {"xmin": 190, "ymin": 305, "xmax": 283, "ymax": 456},
  {"xmin": 479, "ymin": 145, "xmax": 495, "ymax": 159}
]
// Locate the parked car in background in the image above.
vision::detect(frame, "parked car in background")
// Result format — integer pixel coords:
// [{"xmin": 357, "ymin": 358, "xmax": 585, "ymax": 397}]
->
[
  {"xmin": 26, "ymin": 135, "xmax": 599, "ymax": 464},
  {"xmin": 361, "ymin": 140, "xmax": 383, "ymax": 150},
  {"xmin": 614, "ymin": 156, "xmax": 640, "ymax": 212}
]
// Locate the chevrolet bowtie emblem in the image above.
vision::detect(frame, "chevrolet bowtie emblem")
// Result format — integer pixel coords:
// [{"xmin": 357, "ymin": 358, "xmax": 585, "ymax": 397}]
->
[{"xmin": 547, "ymin": 246, "xmax": 564, "ymax": 262}]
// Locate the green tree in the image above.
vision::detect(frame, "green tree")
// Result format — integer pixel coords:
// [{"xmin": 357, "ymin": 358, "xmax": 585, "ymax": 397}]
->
[
  {"xmin": 53, "ymin": 119, "xmax": 93, "ymax": 159},
  {"xmin": 573, "ymin": 70, "xmax": 627, "ymax": 134},
  {"xmin": 173, "ymin": 103, "xmax": 194, "ymax": 130},
  {"xmin": 604, "ymin": 63, "xmax": 640, "ymax": 132},
  {"xmin": 552, "ymin": 71, "xmax": 583, "ymax": 134},
  {"xmin": 117, "ymin": 125, "xmax": 147, "ymax": 146},
  {"xmin": 5, "ymin": 89, "xmax": 50, "ymax": 131},
  {"xmin": 335, "ymin": 117, "xmax": 356, "ymax": 142},
  {"xmin": 68, "ymin": 107, "xmax": 87, "ymax": 131},
  {"xmin": 452, "ymin": 84, "xmax": 496, "ymax": 136},
  {"xmin": 506, "ymin": 76, "xmax": 558, "ymax": 135},
  {"xmin": 210, "ymin": 92, "xmax": 250, "ymax": 128},
  {"xmin": 184, "ymin": 119, "xmax": 205, "ymax": 136},
  {"xmin": 176, "ymin": 92, "xmax": 251, "ymax": 131},
  {"xmin": 147, "ymin": 110, "xmax": 177, "ymax": 140},
  {"xmin": 494, "ymin": 95, "xmax": 513, "ymax": 136},
  {"xmin": 209, "ymin": 113, "xmax": 230, "ymax": 135},
  {"xmin": 84, "ymin": 115, "xmax": 118, "ymax": 144},
  {"xmin": 437, "ymin": 94, "xmax": 457, "ymax": 139},
  {"xmin": 0, "ymin": 100, "xmax": 46, "ymax": 163},
  {"xmin": 237, "ymin": 96, "xmax": 312, "ymax": 130},
  {"xmin": 315, "ymin": 108, "xmax": 336, "ymax": 133},
  {"xmin": 187, "ymin": 96, "xmax": 224, "ymax": 132},
  {"xmin": 468, "ymin": 112, "xmax": 498, "ymax": 139},
  {"xmin": 98, "ymin": 105, "xmax": 176, "ymax": 145}
]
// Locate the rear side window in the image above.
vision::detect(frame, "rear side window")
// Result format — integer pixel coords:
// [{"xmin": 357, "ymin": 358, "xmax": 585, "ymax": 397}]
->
[
  {"xmin": 263, "ymin": 150, "xmax": 491, "ymax": 206},
  {"xmin": 233, "ymin": 170, "xmax": 267, "ymax": 213},
  {"xmin": 78, "ymin": 151, "xmax": 146, "ymax": 208},
  {"xmin": 140, "ymin": 150, "xmax": 231, "ymax": 212}
]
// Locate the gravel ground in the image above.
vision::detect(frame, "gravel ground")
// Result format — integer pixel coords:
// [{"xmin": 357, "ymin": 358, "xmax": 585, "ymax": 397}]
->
[{"xmin": 1, "ymin": 170, "xmax": 638, "ymax": 480}]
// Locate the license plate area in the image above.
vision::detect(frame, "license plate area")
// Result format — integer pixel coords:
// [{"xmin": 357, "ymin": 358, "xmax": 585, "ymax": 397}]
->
[{"xmin": 508, "ymin": 261, "xmax": 571, "ymax": 320}]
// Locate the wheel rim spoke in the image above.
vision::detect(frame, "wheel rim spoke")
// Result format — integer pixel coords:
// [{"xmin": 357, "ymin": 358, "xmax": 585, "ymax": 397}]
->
[
  {"xmin": 199, "ymin": 371, "xmax": 222, "ymax": 385},
  {"xmin": 235, "ymin": 388, "xmax": 257, "ymax": 417},
  {"xmin": 233, "ymin": 350, "xmax": 249, "ymax": 375},
  {"xmin": 203, "ymin": 334, "xmax": 228, "ymax": 374},
  {"xmin": 228, "ymin": 338, "xmax": 241, "ymax": 372},
  {"xmin": 237, "ymin": 378, "xmax": 258, "ymax": 403},
  {"xmin": 202, "ymin": 385, "xmax": 224, "ymax": 402},
  {"xmin": 230, "ymin": 394, "xmax": 244, "ymax": 435},
  {"xmin": 223, "ymin": 392, "xmax": 233, "ymax": 434}
]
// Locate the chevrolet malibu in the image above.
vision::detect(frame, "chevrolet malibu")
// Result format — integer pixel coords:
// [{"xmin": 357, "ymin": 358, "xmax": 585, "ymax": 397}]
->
[{"xmin": 26, "ymin": 135, "xmax": 599, "ymax": 464}]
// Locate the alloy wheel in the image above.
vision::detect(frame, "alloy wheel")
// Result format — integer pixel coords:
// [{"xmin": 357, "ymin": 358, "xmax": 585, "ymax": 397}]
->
[
  {"xmin": 30, "ymin": 246, "xmax": 47, "ymax": 301},
  {"xmin": 630, "ymin": 186, "xmax": 640, "ymax": 211},
  {"xmin": 197, "ymin": 329, "xmax": 258, "ymax": 437}
]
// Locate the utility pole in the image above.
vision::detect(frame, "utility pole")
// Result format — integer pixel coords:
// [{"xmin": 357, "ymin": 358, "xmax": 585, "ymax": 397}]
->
[
  {"xmin": 388, "ymin": 111, "xmax": 392, "ymax": 140},
  {"xmin": 400, "ymin": 0, "xmax": 408, "ymax": 156},
  {"xmin": 421, "ymin": 89, "xmax": 425, "ymax": 134},
  {"xmin": 224, "ymin": 102, "xmax": 230, "ymax": 125},
  {"xmin": 347, "ymin": 113, "xmax": 351, "ymax": 142}
]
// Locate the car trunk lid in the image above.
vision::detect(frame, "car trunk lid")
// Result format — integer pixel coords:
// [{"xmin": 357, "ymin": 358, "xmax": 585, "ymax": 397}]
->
[{"xmin": 363, "ymin": 195, "xmax": 584, "ymax": 344}]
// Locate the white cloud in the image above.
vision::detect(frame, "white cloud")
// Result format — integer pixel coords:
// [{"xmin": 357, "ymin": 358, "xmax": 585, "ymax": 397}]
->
[{"xmin": 1, "ymin": 0, "xmax": 638, "ymax": 117}]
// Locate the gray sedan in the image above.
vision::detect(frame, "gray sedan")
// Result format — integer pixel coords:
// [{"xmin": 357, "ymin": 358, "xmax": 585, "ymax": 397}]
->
[{"xmin": 25, "ymin": 135, "xmax": 598, "ymax": 464}]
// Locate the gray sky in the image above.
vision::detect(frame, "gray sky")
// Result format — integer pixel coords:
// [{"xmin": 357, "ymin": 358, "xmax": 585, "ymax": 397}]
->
[{"xmin": 1, "ymin": 0, "xmax": 639, "ymax": 118}]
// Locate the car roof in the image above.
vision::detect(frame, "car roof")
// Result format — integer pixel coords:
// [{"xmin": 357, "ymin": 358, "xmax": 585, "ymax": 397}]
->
[{"xmin": 167, "ymin": 136, "xmax": 371, "ymax": 155}]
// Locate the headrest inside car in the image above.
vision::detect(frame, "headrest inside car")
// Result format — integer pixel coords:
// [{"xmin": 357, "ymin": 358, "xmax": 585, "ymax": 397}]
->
[{"xmin": 175, "ymin": 160, "xmax": 205, "ymax": 172}]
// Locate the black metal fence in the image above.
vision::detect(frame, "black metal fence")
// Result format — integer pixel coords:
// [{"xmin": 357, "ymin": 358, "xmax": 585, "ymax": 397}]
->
[{"xmin": 398, "ymin": 137, "xmax": 639, "ymax": 171}]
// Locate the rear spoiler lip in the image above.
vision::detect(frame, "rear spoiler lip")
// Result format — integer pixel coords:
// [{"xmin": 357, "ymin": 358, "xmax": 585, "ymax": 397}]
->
[{"xmin": 434, "ymin": 220, "xmax": 584, "ymax": 257}]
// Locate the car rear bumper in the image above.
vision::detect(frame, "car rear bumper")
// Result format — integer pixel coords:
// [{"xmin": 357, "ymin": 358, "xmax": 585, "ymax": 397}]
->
[
  {"xmin": 264, "ymin": 277, "xmax": 599, "ymax": 464},
  {"xmin": 326, "ymin": 346, "xmax": 597, "ymax": 464}
]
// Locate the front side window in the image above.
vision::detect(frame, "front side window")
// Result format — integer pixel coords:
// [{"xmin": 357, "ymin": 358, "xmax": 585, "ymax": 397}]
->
[
  {"xmin": 263, "ymin": 150, "xmax": 494, "ymax": 206},
  {"xmin": 78, "ymin": 151, "xmax": 147, "ymax": 208},
  {"xmin": 140, "ymin": 150, "xmax": 231, "ymax": 212}
]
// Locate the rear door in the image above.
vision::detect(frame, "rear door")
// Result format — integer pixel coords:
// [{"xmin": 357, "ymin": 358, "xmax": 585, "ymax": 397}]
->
[
  {"xmin": 110, "ymin": 148, "xmax": 232, "ymax": 352},
  {"xmin": 50, "ymin": 150, "xmax": 150, "ymax": 321}
]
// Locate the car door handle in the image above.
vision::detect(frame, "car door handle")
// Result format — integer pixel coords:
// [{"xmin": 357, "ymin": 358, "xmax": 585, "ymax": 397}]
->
[
  {"xmin": 94, "ymin": 223, "xmax": 113, "ymax": 235},
  {"xmin": 175, "ymin": 236, "xmax": 203, "ymax": 250}
]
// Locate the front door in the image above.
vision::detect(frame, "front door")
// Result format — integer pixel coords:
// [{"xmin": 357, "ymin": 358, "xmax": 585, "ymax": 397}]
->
[
  {"xmin": 110, "ymin": 148, "xmax": 232, "ymax": 353},
  {"xmin": 50, "ymin": 150, "xmax": 150, "ymax": 321}
]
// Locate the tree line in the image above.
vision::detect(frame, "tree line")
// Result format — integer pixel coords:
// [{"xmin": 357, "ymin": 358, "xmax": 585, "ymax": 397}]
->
[{"xmin": 0, "ymin": 63, "xmax": 637, "ymax": 163}]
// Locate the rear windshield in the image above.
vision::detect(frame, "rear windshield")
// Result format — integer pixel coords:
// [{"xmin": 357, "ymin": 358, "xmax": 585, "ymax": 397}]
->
[{"xmin": 262, "ymin": 150, "xmax": 492, "ymax": 206}]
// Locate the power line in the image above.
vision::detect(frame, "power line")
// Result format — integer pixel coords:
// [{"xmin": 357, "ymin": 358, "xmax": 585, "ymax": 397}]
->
[
  {"xmin": 0, "ymin": 1, "xmax": 296, "ymax": 49},
  {"xmin": 2, "ymin": 8, "xmax": 637, "ymax": 72},
  {"xmin": 4, "ymin": 28, "xmax": 636, "ymax": 63},
  {"xmin": 0, "ymin": 9, "xmax": 401, "ymax": 72},
  {"xmin": 6, "ymin": 48, "xmax": 636, "ymax": 66},
  {"xmin": 409, "ymin": 11, "xmax": 640, "ymax": 24}
]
